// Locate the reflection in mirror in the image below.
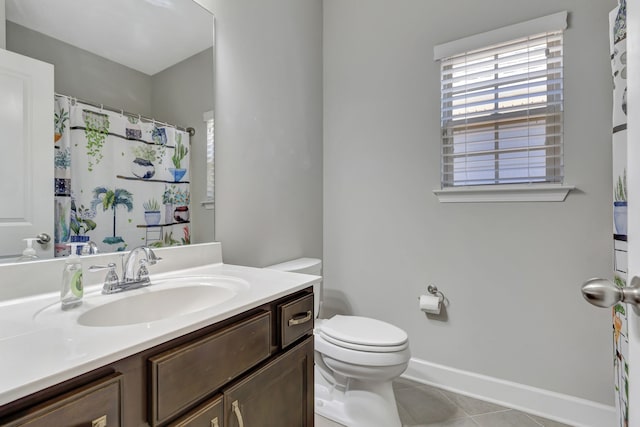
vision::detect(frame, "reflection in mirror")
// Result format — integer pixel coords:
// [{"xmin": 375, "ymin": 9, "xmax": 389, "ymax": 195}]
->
[{"xmin": 2, "ymin": 0, "xmax": 214, "ymax": 261}]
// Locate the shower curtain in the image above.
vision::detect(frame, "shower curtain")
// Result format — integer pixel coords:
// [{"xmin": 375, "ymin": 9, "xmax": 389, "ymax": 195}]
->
[
  {"xmin": 610, "ymin": 1, "xmax": 628, "ymax": 425},
  {"xmin": 54, "ymin": 95, "xmax": 191, "ymax": 257}
]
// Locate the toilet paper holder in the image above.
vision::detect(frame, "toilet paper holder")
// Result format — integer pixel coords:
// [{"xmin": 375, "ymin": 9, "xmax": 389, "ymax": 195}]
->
[{"xmin": 427, "ymin": 285, "xmax": 445, "ymax": 303}]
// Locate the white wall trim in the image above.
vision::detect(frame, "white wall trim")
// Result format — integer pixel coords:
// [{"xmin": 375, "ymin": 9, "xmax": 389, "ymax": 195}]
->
[
  {"xmin": 433, "ymin": 10, "xmax": 568, "ymax": 60},
  {"xmin": 403, "ymin": 358, "xmax": 615, "ymax": 427},
  {"xmin": 433, "ymin": 183, "xmax": 574, "ymax": 203}
]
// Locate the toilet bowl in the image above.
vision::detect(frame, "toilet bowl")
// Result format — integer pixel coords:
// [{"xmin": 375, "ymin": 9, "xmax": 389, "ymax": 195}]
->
[{"xmin": 265, "ymin": 258, "xmax": 410, "ymax": 427}]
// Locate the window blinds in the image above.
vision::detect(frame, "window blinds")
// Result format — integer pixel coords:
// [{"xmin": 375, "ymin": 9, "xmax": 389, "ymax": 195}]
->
[
  {"xmin": 204, "ymin": 111, "xmax": 215, "ymax": 203},
  {"xmin": 439, "ymin": 30, "xmax": 564, "ymax": 187}
]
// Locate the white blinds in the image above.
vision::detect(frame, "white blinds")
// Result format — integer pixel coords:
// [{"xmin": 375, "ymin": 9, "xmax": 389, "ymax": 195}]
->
[
  {"xmin": 204, "ymin": 111, "xmax": 215, "ymax": 202},
  {"xmin": 439, "ymin": 31, "xmax": 563, "ymax": 187}
]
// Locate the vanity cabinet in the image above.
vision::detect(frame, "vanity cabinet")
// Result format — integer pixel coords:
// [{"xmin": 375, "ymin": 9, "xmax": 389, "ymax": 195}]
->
[{"xmin": 0, "ymin": 287, "xmax": 314, "ymax": 427}]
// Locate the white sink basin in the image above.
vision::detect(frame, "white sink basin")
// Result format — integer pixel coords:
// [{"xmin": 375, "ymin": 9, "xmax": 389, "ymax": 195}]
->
[
  {"xmin": 33, "ymin": 275, "xmax": 250, "ymax": 328},
  {"xmin": 76, "ymin": 276, "xmax": 248, "ymax": 327}
]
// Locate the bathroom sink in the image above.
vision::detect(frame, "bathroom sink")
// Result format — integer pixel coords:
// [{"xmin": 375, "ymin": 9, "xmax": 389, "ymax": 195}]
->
[{"xmin": 77, "ymin": 276, "xmax": 248, "ymax": 327}]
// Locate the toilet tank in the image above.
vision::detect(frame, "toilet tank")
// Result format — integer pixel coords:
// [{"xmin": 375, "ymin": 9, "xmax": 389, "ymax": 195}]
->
[
  {"xmin": 264, "ymin": 258, "xmax": 322, "ymax": 317},
  {"xmin": 265, "ymin": 258, "xmax": 322, "ymax": 275}
]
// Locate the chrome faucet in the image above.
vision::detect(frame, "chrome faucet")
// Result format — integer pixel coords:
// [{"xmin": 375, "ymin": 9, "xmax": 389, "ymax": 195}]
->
[
  {"xmin": 89, "ymin": 246, "xmax": 161, "ymax": 294},
  {"xmin": 123, "ymin": 246, "xmax": 161, "ymax": 284}
]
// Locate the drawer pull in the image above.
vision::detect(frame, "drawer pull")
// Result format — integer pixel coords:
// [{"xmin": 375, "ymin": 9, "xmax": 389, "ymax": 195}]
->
[
  {"xmin": 288, "ymin": 311, "xmax": 312, "ymax": 327},
  {"xmin": 92, "ymin": 415, "xmax": 107, "ymax": 427},
  {"xmin": 232, "ymin": 400, "xmax": 245, "ymax": 427},
  {"xmin": 210, "ymin": 417, "xmax": 219, "ymax": 427}
]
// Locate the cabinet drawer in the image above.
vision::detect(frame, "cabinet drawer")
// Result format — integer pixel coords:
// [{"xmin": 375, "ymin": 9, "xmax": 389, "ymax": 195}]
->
[
  {"xmin": 280, "ymin": 294, "xmax": 314, "ymax": 348},
  {"xmin": 167, "ymin": 395, "xmax": 223, "ymax": 427},
  {"xmin": 2, "ymin": 373, "xmax": 122, "ymax": 427},
  {"xmin": 149, "ymin": 311, "xmax": 271, "ymax": 426}
]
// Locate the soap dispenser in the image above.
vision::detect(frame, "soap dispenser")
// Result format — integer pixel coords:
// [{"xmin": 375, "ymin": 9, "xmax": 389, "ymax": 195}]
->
[
  {"xmin": 61, "ymin": 242, "xmax": 84, "ymax": 310},
  {"xmin": 15, "ymin": 238, "xmax": 39, "ymax": 262}
]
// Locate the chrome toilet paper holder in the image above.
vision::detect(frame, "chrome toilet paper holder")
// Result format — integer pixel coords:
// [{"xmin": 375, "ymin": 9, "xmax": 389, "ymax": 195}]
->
[{"xmin": 427, "ymin": 285, "xmax": 445, "ymax": 303}]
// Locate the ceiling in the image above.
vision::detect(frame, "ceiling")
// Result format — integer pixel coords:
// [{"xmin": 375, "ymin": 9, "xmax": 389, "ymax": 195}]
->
[{"xmin": 6, "ymin": 0, "xmax": 214, "ymax": 75}]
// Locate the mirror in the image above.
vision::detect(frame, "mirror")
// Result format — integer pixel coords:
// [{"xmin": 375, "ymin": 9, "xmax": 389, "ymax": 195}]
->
[{"xmin": 3, "ymin": 0, "xmax": 215, "ymax": 260}]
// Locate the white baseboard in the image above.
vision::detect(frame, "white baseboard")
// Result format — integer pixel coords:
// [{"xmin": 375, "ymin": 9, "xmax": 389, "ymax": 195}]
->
[{"xmin": 402, "ymin": 358, "xmax": 616, "ymax": 427}]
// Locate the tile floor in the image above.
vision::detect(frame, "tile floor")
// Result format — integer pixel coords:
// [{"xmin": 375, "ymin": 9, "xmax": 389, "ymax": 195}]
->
[{"xmin": 315, "ymin": 378, "xmax": 573, "ymax": 427}]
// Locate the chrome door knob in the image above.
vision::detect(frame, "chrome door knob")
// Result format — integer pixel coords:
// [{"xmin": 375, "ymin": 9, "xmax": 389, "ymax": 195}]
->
[
  {"xmin": 581, "ymin": 277, "xmax": 640, "ymax": 315},
  {"xmin": 36, "ymin": 233, "xmax": 51, "ymax": 244}
]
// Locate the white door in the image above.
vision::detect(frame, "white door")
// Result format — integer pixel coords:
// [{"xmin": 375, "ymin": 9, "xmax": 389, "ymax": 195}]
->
[
  {"xmin": 0, "ymin": 49, "xmax": 54, "ymax": 260},
  {"xmin": 582, "ymin": 2, "xmax": 640, "ymax": 426}
]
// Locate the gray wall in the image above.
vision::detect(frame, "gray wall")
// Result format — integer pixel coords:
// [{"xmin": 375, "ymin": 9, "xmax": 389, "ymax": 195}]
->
[
  {"xmin": 6, "ymin": 21, "xmax": 152, "ymax": 115},
  {"xmin": 151, "ymin": 48, "xmax": 215, "ymax": 244},
  {"xmin": 324, "ymin": 0, "xmax": 615, "ymax": 405},
  {"xmin": 211, "ymin": 0, "xmax": 323, "ymax": 266}
]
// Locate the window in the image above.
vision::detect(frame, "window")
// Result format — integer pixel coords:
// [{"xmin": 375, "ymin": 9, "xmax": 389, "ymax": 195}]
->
[
  {"xmin": 202, "ymin": 110, "xmax": 214, "ymax": 209},
  {"xmin": 434, "ymin": 12, "xmax": 570, "ymax": 200}
]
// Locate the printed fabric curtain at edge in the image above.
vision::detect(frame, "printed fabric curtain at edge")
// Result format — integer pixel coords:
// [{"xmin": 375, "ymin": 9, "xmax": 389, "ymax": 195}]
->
[
  {"xmin": 54, "ymin": 95, "xmax": 191, "ymax": 256},
  {"xmin": 610, "ymin": 0, "xmax": 629, "ymax": 426}
]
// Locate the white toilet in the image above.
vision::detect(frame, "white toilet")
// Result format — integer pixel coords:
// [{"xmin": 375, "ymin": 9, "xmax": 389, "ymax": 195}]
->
[{"xmin": 265, "ymin": 258, "xmax": 410, "ymax": 427}]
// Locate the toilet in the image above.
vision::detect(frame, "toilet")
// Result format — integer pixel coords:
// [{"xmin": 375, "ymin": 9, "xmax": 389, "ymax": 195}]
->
[{"xmin": 265, "ymin": 258, "xmax": 410, "ymax": 427}]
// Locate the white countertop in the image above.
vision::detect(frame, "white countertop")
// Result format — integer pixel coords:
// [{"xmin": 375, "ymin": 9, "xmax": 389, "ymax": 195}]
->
[{"xmin": 0, "ymin": 244, "xmax": 320, "ymax": 406}]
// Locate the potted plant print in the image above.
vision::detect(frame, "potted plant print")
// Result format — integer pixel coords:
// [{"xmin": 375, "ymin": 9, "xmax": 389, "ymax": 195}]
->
[
  {"xmin": 69, "ymin": 201, "xmax": 97, "ymax": 253},
  {"xmin": 169, "ymin": 134, "xmax": 188, "ymax": 182},
  {"xmin": 83, "ymin": 110, "xmax": 109, "ymax": 172},
  {"xmin": 162, "ymin": 185, "xmax": 177, "ymax": 224},
  {"xmin": 131, "ymin": 145, "xmax": 158, "ymax": 179},
  {"xmin": 91, "ymin": 187, "xmax": 133, "ymax": 251},
  {"xmin": 54, "ymin": 108, "xmax": 69, "ymax": 143},
  {"xmin": 143, "ymin": 198, "xmax": 161, "ymax": 226},
  {"xmin": 125, "ymin": 116, "xmax": 142, "ymax": 140},
  {"xmin": 614, "ymin": 169, "xmax": 627, "ymax": 236},
  {"xmin": 173, "ymin": 188, "xmax": 190, "ymax": 223}
]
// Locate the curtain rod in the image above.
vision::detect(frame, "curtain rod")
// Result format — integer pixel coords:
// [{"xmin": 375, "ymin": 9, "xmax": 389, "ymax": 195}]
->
[{"xmin": 55, "ymin": 93, "xmax": 196, "ymax": 137}]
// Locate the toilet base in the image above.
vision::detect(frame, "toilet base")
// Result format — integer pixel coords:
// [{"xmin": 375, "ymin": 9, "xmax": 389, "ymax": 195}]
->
[{"xmin": 314, "ymin": 365, "xmax": 402, "ymax": 427}]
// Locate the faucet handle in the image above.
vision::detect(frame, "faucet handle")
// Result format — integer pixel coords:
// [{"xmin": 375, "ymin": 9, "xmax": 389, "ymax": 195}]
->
[
  {"xmin": 89, "ymin": 263, "xmax": 120, "ymax": 294},
  {"xmin": 88, "ymin": 263, "xmax": 114, "ymax": 273},
  {"xmin": 147, "ymin": 249, "xmax": 161, "ymax": 265},
  {"xmin": 137, "ymin": 259, "xmax": 150, "ymax": 281}
]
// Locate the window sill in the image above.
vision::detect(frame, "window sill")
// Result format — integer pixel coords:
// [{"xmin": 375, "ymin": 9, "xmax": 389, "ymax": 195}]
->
[{"xmin": 433, "ymin": 184, "xmax": 575, "ymax": 203}]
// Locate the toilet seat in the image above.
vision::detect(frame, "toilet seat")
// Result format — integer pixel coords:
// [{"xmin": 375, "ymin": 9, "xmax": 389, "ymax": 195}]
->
[
  {"xmin": 316, "ymin": 315, "xmax": 409, "ymax": 353},
  {"xmin": 315, "ymin": 333, "xmax": 411, "ymax": 367}
]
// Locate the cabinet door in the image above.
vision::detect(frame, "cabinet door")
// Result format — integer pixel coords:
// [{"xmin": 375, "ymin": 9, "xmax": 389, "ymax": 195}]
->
[
  {"xmin": 168, "ymin": 395, "xmax": 223, "ymax": 427},
  {"xmin": 1, "ymin": 373, "xmax": 122, "ymax": 427},
  {"xmin": 224, "ymin": 336, "xmax": 313, "ymax": 427},
  {"xmin": 0, "ymin": 49, "xmax": 54, "ymax": 259}
]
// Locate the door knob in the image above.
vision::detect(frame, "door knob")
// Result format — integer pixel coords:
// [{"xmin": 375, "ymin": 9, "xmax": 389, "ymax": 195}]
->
[
  {"xmin": 581, "ymin": 276, "xmax": 640, "ymax": 315},
  {"xmin": 36, "ymin": 233, "xmax": 51, "ymax": 244}
]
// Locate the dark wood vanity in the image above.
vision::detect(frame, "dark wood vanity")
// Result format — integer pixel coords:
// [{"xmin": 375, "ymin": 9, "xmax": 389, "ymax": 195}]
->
[{"xmin": 0, "ymin": 288, "xmax": 314, "ymax": 427}]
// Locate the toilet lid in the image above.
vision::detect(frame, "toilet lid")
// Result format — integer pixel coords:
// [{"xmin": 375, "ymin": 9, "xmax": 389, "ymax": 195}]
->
[{"xmin": 317, "ymin": 315, "xmax": 408, "ymax": 352}]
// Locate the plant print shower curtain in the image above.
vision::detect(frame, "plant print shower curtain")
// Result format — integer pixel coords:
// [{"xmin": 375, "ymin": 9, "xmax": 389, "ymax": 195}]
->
[
  {"xmin": 54, "ymin": 95, "xmax": 191, "ymax": 257},
  {"xmin": 610, "ymin": 1, "xmax": 629, "ymax": 425}
]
